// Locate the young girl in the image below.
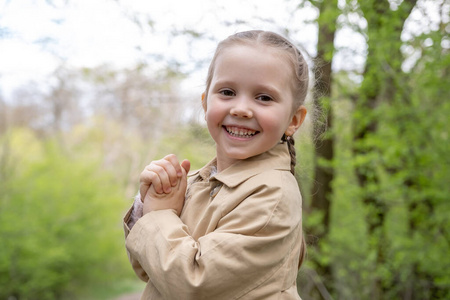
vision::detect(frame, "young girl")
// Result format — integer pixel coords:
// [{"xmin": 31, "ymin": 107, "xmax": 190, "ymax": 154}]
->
[{"xmin": 124, "ymin": 30, "xmax": 309, "ymax": 300}]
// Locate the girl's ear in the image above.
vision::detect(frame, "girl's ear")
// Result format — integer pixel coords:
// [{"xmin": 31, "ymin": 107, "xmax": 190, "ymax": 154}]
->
[
  {"xmin": 201, "ymin": 93, "xmax": 207, "ymax": 111},
  {"xmin": 285, "ymin": 106, "xmax": 307, "ymax": 136}
]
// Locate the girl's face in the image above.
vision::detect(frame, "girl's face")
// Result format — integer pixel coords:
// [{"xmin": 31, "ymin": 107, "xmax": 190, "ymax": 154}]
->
[{"xmin": 204, "ymin": 44, "xmax": 306, "ymax": 171}]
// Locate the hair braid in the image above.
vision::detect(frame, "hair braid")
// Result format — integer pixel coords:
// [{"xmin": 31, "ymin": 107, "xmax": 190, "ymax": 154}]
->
[
  {"xmin": 283, "ymin": 134, "xmax": 306, "ymax": 269},
  {"xmin": 282, "ymin": 134, "xmax": 297, "ymax": 175}
]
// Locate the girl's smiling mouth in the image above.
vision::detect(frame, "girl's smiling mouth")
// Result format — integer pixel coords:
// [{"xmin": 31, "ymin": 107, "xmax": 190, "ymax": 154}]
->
[{"xmin": 223, "ymin": 126, "xmax": 259, "ymax": 138}]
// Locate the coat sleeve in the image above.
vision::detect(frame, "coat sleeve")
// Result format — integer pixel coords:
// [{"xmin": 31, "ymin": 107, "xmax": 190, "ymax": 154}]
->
[
  {"xmin": 123, "ymin": 205, "xmax": 149, "ymax": 282},
  {"xmin": 125, "ymin": 171, "xmax": 302, "ymax": 299}
]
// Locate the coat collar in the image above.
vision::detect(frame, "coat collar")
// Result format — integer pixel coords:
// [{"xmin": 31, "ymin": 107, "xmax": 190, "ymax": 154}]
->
[{"xmin": 189, "ymin": 143, "xmax": 291, "ymax": 188}]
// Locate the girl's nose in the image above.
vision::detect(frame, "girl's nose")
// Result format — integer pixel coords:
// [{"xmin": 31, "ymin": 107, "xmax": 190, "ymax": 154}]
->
[{"xmin": 230, "ymin": 98, "xmax": 253, "ymax": 118}]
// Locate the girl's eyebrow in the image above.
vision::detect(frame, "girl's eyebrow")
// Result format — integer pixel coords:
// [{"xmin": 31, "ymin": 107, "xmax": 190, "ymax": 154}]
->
[
  {"xmin": 256, "ymin": 84, "xmax": 281, "ymax": 96},
  {"xmin": 211, "ymin": 79, "xmax": 235, "ymax": 87}
]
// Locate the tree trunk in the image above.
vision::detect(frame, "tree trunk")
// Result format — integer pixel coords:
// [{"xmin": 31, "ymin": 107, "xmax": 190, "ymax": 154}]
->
[{"xmin": 308, "ymin": 0, "xmax": 338, "ymax": 294}]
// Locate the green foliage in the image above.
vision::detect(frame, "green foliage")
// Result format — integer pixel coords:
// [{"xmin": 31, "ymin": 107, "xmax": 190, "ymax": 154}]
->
[
  {"xmin": 154, "ymin": 122, "xmax": 216, "ymax": 170},
  {"xmin": 318, "ymin": 0, "xmax": 450, "ymax": 298},
  {"xmin": 0, "ymin": 128, "xmax": 133, "ymax": 299},
  {"xmin": 300, "ymin": 1, "xmax": 449, "ymax": 298}
]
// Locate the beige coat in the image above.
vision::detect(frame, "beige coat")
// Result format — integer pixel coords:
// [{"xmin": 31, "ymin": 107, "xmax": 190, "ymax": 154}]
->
[{"xmin": 124, "ymin": 143, "xmax": 303, "ymax": 299}]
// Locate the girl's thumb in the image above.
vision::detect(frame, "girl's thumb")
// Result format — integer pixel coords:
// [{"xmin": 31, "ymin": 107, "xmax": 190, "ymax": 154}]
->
[{"xmin": 181, "ymin": 159, "xmax": 191, "ymax": 174}]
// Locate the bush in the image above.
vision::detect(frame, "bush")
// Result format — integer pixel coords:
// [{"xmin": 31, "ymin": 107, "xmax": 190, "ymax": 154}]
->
[{"xmin": 0, "ymin": 129, "xmax": 132, "ymax": 299}]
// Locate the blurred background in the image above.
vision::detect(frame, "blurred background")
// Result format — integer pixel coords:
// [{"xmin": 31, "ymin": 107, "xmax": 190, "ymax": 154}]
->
[{"xmin": 0, "ymin": 0, "xmax": 448, "ymax": 299}]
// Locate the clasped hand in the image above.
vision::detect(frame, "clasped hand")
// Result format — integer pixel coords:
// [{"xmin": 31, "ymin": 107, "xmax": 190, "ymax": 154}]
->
[{"xmin": 140, "ymin": 154, "xmax": 191, "ymax": 216}]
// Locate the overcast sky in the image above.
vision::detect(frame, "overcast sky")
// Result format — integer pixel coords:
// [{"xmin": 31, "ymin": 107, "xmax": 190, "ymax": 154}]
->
[
  {"xmin": 0, "ymin": 0, "xmax": 446, "ymax": 101},
  {"xmin": 0, "ymin": 0, "xmax": 322, "ymax": 99}
]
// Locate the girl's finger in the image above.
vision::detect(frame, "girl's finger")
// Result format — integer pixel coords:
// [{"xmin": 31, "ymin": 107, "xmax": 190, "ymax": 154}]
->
[
  {"xmin": 140, "ymin": 168, "xmax": 164, "ymax": 194},
  {"xmin": 146, "ymin": 164, "xmax": 173, "ymax": 193},
  {"xmin": 155, "ymin": 156, "xmax": 180, "ymax": 187},
  {"xmin": 181, "ymin": 159, "xmax": 191, "ymax": 174},
  {"xmin": 163, "ymin": 154, "xmax": 183, "ymax": 178}
]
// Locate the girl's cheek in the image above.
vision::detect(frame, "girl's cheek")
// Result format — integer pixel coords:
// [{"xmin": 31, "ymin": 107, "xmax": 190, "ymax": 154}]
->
[{"xmin": 205, "ymin": 110, "xmax": 216, "ymax": 126}]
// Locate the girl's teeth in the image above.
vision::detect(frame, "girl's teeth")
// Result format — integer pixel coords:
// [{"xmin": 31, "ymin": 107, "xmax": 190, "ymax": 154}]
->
[{"xmin": 226, "ymin": 126, "xmax": 256, "ymax": 137}]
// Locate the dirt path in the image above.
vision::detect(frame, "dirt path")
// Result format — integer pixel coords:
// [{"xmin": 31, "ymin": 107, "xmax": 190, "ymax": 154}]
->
[{"xmin": 112, "ymin": 292, "xmax": 142, "ymax": 300}]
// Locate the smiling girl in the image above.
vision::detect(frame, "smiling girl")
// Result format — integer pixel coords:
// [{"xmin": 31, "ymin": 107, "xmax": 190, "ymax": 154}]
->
[{"xmin": 124, "ymin": 30, "xmax": 309, "ymax": 300}]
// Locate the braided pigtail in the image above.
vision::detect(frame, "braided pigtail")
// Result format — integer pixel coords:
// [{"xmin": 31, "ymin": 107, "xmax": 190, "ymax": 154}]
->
[
  {"xmin": 282, "ymin": 134, "xmax": 306, "ymax": 268},
  {"xmin": 282, "ymin": 134, "xmax": 297, "ymax": 175}
]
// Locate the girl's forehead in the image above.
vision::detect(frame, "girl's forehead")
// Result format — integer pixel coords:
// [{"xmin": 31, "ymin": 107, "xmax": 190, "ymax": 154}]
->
[
  {"xmin": 213, "ymin": 44, "xmax": 294, "ymax": 81},
  {"xmin": 216, "ymin": 44, "xmax": 291, "ymax": 70}
]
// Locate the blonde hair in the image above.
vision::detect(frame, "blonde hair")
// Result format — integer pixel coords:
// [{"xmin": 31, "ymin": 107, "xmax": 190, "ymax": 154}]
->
[
  {"xmin": 205, "ymin": 30, "xmax": 309, "ymax": 111},
  {"xmin": 204, "ymin": 30, "xmax": 309, "ymax": 268}
]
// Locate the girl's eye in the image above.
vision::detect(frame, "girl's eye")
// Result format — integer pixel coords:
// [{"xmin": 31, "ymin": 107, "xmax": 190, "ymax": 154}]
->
[
  {"xmin": 257, "ymin": 95, "xmax": 273, "ymax": 102},
  {"xmin": 219, "ymin": 89, "xmax": 235, "ymax": 97}
]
